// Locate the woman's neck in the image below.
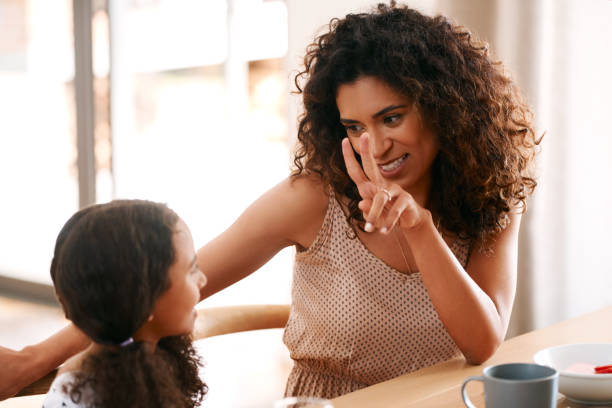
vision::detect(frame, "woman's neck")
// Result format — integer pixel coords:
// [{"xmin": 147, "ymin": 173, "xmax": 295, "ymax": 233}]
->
[{"xmin": 405, "ymin": 178, "xmax": 432, "ymax": 209}]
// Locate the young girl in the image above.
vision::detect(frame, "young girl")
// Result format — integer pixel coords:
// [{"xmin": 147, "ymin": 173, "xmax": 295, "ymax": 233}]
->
[
  {"xmin": 42, "ymin": 200, "xmax": 208, "ymax": 407},
  {"xmin": 4, "ymin": 1, "xmax": 540, "ymax": 402}
]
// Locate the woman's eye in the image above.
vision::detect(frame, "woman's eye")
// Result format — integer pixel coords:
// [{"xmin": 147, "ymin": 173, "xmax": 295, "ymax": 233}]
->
[
  {"xmin": 383, "ymin": 114, "xmax": 401, "ymax": 125},
  {"xmin": 344, "ymin": 125, "xmax": 363, "ymax": 135}
]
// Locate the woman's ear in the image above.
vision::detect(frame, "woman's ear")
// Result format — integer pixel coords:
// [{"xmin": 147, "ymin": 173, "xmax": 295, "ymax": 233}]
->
[{"xmin": 146, "ymin": 314, "xmax": 154, "ymax": 322}]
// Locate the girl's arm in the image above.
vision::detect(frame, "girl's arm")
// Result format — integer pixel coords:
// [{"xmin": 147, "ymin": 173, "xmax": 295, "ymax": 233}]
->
[
  {"xmin": 198, "ymin": 174, "xmax": 329, "ymax": 300},
  {"xmin": 0, "ymin": 324, "xmax": 90, "ymax": 399}
]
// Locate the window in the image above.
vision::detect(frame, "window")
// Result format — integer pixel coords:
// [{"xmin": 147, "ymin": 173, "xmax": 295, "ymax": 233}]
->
[
  {"xmin": 108, "ymin": 0, "xmax": 290, "ymax": 306},
  {"xmin": 0, "ymin": 0, "xmax": 291, "ymax": 303},
  {"xmin": 0, "ymin": 0, "xmax": 78, "ymax": 283}
]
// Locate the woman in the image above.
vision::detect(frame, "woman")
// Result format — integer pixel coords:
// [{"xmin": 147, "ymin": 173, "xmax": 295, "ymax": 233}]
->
[
  {"xmin": 197, "ymin": 1, "xmax": 538, "ymax": 398},
  {"xmin": 2, "ymin": 1, "xmax": 539, "ymax": 401}
]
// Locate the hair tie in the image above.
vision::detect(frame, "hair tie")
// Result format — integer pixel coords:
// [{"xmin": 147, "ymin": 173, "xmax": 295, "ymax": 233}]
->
[{"xmin": 119, "ymin": 337, "xmax": 134, "ymax": 347}]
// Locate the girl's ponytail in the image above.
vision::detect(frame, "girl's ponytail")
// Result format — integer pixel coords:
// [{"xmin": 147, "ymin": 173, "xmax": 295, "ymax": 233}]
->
[{"xmin": 67, "ymin": 336, "xmax": 206, "ymax": 408}]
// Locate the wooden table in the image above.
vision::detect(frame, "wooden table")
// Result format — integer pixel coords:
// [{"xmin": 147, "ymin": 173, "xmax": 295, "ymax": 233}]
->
[{"xmin": 332, "ymin": 306, "xmax": 612, "ymax": 408}]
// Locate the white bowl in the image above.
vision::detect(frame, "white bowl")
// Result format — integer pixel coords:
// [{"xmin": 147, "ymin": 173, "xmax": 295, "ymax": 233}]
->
[{"xmin": 534, "ymin": 343, "xmax": 612, "ymax": 405}]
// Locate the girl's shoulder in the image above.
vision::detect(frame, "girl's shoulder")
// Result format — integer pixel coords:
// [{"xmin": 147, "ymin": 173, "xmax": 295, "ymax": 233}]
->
[{"xmin": 58, "ymin": 348, "xmax": 88, "ymax": 375}]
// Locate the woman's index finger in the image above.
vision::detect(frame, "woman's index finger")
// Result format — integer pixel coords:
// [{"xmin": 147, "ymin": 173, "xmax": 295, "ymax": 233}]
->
[
  {"xmin": 342, "ymin": 138, "xmax": 369, "ymax": 184},
  {"xmin": 359, "ymin": 133, "xmax": 385, "ymax": 186}
]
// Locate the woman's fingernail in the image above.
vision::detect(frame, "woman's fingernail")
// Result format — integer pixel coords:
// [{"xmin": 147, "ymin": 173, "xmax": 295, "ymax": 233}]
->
[
  {"xmin": 380, "ymin": 227, "xmax": 388, "ymax": 234},
  {"xmin": 365, "ymin": 222, "xmax": 374, "ymax": 232}
]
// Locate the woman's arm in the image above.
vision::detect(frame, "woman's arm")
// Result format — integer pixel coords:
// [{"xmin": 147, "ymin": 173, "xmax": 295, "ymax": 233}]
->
[
  {"xmin": 404, "ymin": 211, "xmax": 519, "ymax": 364},
  {"xmin": 197, "ymin": 175, "xmax": 329, "ymax": 300},
  {"xmin": 0, "ymin": 324, "xmax": 90, "ymax": 399},
  {"xmin": 343, "ymin": 133, "xmax": 518, "ymax": 364}
]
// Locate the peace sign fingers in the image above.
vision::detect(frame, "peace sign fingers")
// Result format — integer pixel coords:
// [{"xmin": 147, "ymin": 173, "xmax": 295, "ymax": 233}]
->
[
  {"xmin": 342, "ymin": 137, "xmax": 378, "ymax": 199},
  {"xmin": 342, "ymin": 137, "xmax": 368, "ymax": 185},
  {"xmin": 342, "ymin": 134, "xmax": 426, "ymax": 234},
  {"xmin": 358, "ymin": 133, "xmax": 386, "ymax": 186},
  {"xmin": 356, "ymin": 133, "xmax": 396, "ymax": 231},
  {"xmin": 342, "ymin": 135, "xmax": 392, "ymax": 232}
]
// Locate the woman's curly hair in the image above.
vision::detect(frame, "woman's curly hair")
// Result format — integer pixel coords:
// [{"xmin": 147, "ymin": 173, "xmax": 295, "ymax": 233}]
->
[
  {"xmin": 51, "ymin": 200, "xmax": 207, "ymax": 407},
  {"xmin": 292, "ymin": 1, "xmax": 540, "ymax": 245}
]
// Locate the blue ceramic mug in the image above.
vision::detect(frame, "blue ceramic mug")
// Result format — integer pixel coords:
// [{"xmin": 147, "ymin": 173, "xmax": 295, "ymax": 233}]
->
[{"xmin": 462, "ymin": 363, "xmax": 558, "ymax": 408}]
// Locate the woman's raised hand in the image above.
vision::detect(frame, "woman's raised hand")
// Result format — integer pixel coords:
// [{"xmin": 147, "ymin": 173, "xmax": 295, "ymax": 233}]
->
[{"xmin": 341, "ymin": 133, "xmax": 427, "ymax": 233}]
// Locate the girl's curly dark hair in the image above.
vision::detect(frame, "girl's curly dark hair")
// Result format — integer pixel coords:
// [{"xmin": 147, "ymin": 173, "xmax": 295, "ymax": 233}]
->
[
  {"xmin": 292, "ymin": 1, "xmax": 540, "ymax": 245},
  {"xmin": 51, "ymin": 200, "xmax": 207, "ymax": 407},
  {"xmin": 66, "ymin": 336, "xmax": 205, "ymax": 408}
]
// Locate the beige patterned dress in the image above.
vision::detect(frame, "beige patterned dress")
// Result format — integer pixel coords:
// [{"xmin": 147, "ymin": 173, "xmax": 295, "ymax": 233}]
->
[{"xmin": 283, "ymin": 192, "xmax": 471, "ymax": 399}]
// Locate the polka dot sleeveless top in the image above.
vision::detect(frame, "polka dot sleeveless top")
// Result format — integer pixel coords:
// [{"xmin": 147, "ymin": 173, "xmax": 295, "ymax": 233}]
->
[{"xmin": 283, "ymin": 192, "xmax": 471, "ymax": 399}]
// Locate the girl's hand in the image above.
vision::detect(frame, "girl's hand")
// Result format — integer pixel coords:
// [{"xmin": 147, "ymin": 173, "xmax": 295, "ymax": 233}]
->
[{"xmin": 341, "ymin": 133, "xmax": 428, "ymax": 233}]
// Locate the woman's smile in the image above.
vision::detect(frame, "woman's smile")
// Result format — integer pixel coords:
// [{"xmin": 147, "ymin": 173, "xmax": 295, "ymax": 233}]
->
[{"xmin": 379, "ymin": 153, "xmax": 410, "ymax": 176}]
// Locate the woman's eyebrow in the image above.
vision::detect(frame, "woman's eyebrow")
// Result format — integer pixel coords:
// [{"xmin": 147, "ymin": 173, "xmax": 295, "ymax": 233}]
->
[
  {"xmin": 340, "ymin": 104, "xmax": 408, "ymax": 124},
  {"xmin": 372, "ymin": 104, "xmax": 408, "ymax": 118}
]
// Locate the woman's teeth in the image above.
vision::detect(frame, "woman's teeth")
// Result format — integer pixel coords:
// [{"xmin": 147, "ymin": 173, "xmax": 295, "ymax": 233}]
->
[{"xmin": 380, "ymin": 154, "xmax": 409, "ymax": 172}]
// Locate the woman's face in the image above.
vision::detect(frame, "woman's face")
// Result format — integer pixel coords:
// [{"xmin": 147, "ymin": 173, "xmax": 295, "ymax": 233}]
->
[
  {"xmin": 336, "ymin": 75, "xmax": 440, "ymax": 195},
  {"xmin": 146, "ymin": 218, "xmax": 207, "ymax": 340}
]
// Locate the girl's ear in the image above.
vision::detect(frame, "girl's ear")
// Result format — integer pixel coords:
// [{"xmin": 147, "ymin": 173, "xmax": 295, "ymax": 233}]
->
[{"xmin": 147, "ymin": 314, "xmax": 154, "ymax": 322}]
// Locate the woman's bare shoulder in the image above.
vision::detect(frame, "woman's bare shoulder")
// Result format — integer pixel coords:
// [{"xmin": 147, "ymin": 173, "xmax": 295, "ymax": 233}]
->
[
  {"xmin": 285, "ymin": 173, "xmax": 329, "ymax": 208},
  {"xmin": 268, "ymin": 173, "xmax": 330, "ymax": 248}
]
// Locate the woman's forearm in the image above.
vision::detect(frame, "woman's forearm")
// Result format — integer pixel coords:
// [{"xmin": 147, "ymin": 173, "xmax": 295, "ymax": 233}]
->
[
  {"xmin": 0, "ymin": 323, "xmax": 90, "ymax": 400},
  {"xmin": 404, "ymin": 219, "xmax": 510, "ymax": 364},
  {"xmin": 26, "ymin": 323, "xmax": 90, "ymax": 376}
]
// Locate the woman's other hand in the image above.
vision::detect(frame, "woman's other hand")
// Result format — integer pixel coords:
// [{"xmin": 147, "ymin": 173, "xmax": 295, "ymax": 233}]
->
[
  {"xmin": 0, "ymin": 324, "xmax": 90, "ymax": 400},
  {"xmin": 0, "ymin": 345, "xmax": 36, "ymax": 399}
]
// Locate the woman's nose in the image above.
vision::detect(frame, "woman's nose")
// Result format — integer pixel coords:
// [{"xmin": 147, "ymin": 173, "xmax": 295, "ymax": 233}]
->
[{"xmin": 368, "ymin": 130, "xmax": 391, "ymax": 158}]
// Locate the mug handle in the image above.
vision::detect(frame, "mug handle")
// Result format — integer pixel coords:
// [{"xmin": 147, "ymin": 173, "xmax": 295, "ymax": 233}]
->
[{"xmin": 461, "ymin": 375, "xmax": 484, "ymax": 408}]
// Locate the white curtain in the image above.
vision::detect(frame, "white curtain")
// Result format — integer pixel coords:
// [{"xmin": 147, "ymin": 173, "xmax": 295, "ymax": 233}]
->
[{"xmin": 435, "ymin": 0, "xmax": 612, "ymax": 336}]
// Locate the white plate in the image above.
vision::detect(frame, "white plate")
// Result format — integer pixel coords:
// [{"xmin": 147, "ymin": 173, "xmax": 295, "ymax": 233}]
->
[{"xmin": 534, "ymin": 343, "xmax": 612, "ymax": 405}]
